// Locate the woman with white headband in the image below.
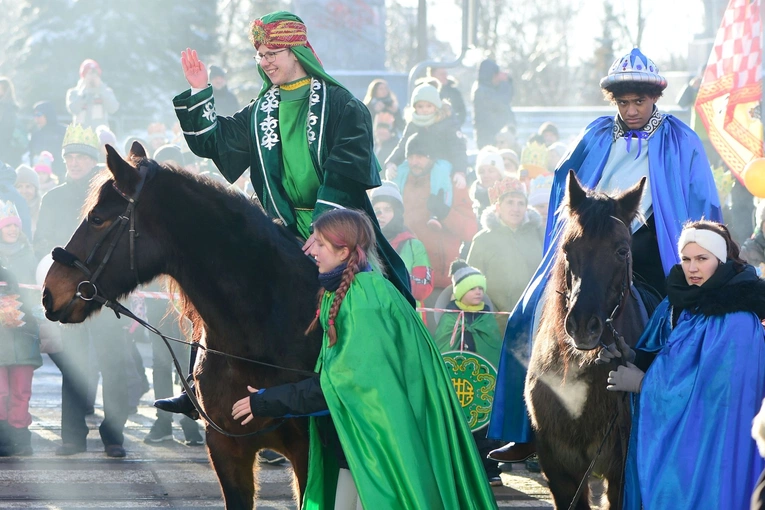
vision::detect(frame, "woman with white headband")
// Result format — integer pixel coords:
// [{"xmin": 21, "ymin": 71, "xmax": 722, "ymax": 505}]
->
[{"xmin": 600, "ymin": 220, "xmax": 765, "ymax": 509}]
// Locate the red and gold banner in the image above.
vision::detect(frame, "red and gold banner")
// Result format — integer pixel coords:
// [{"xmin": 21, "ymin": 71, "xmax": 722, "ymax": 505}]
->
[{"xmin": 695, "ymin": 0, "xmax": 763, "ymax": 181}]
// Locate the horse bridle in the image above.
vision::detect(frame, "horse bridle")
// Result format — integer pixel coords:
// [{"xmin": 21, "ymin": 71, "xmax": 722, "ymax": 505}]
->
[
  {"xmin": 559, "ymin": 215, "xmax": 632, "ymax": 350},
  {"xmin": 49, "ymin": 164, "xmax": 313, "ymax": 438},
  {"xmin": 52, "ymin": 164, "xmax": 151, "ymax": 318}
]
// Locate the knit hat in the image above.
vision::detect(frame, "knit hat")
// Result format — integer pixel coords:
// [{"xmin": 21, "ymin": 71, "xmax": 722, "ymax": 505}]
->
[
  {"xmin": 370, "ymin": 181, "xmax": 403, "ymax": 208},
  {"xmin": 33, "ymin": 151, "xmax": 54, "ymax": 175},
  {"xmin": 475, "ymin": 147, "xmax": 505, "ymax": 175},
  {"xmin": 62, "ymin": 124, "xmax": 100, "ymax": 160},
  {"xmin": 538, "ymin": 122, "xmax": 559, "ymax": 138},
  {"xmin": 678, "ymin": 227, "xmax": 727, "ymax": 263},
  {"xmin": 488, "ymin": 177, "xmax": 526, "ymax": 204},
  {"xmin": 450, "ymin": 260, "xmax": 487, "ymax": 302},
  {"xmin": 15, "ymin": 164, "xmax": 40, "ymax": 191},
  {"xmin": 405, "ymin": 132, "xmax": 432, "ymax": 159},
  {"xmin": 96, "ymin": 125, "xmax": 117, "ymax": 150},
  {"xmin": 79, "ymin": 59, "xmax": 101, "ymax": 78},
  {"xmin": 499, "ymin": 149, "xmax": 519, "ymax": 170},
  {"xmin": 153, "ymin": 144, "xmax": 186, "ymax": 166},
  {"xmin": 0, "ymin": 201, "xmax": 22, "ymax": 230},
  {"xmin": 519, "ymin": 141, "xmax": 549, "ymax": 180},
  {"xmin": 209, "ymin": 65, "xmax": 226, "ymax": 79},
  {"xmin": 600, "ymin": 48, "xmax": 667, "ymax": 91},
  {"xmin": 410, "ymin": 83, "xmax": 442, "ymax": 109},
  {"xmin": 527, "ymin": 175, "xmax": 554, "ymax": 208}
]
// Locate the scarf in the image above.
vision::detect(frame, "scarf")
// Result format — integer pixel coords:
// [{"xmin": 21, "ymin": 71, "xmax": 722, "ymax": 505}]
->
[
  {"xmin": 0, "ymin": 238, "xmax": 29, "ymax": 258},
  {"xmin": 318, "ymin": 262, "xmax": 373, "ymax": 291},
  {"xmin": 666, "ymin": 261, "xmax": 741, "ymax": 312},
  {"xmin": 410, "ymin": 112, "xmax": 438, "ymax": 128},
  {"xmin": 318, "ymin": 262, "xmax": 347, "ymax": 292},
  {"xmin": 455, "ymin": 300, "xmax": 487, "ymax": 313}
]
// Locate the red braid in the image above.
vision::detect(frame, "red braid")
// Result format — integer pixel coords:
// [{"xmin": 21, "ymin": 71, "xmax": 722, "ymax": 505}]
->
[{"xmin": 326, "ymin": 253, "xmax": 359, "ymax": 346}]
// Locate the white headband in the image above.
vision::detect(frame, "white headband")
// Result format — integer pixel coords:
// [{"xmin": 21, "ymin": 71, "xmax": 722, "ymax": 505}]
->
[{"xmin": 678, "ymin": 228, "xmax": 727, "ymax": 263}]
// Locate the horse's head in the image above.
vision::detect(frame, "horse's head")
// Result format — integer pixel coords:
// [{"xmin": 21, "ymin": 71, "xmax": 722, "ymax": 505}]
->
[
  {"xmin": 42, "ymin": 143, "xmax": 164, "ymax": 323},
  {"xmin": 558, "ymin": 170, "xmax": 645, "ymax": 351}
]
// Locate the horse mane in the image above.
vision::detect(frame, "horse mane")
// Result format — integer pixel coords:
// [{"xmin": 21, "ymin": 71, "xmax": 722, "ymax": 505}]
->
[
  {"xmin": 540, "ymin": 190, "xmax": 632, "ymax": 373},
  {"xmin": 86, "ymin": 160, "xmax": 317, "ymax": 347}
]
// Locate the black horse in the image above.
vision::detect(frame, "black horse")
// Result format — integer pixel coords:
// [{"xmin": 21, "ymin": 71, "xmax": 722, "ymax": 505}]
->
[
  {"xmin": 525, "ymin": 171, "xmax": 647, "ymax": 510},
  {"xmin": 42, "ymin": 143, "xmax": 321, "ymax": 509}
]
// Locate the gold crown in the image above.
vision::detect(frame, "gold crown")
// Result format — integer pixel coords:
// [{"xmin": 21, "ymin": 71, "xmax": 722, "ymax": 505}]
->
[
  {"xmin": 520, "ymin": 141, "xmax": 548, "ymax": 168},
  {"xmin": 62, "ymin": 124, "xmax": 100, "ymax": 149}
]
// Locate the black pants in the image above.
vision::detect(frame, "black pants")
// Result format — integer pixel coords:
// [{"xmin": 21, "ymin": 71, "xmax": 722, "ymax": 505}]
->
[
  {"xmin": 473, "ymin": 428, "xmax": 502, "ymax": 478},
  {"xmin": 150, "ymin": 320, "xmax": 191, "ymax": 423},
  {"xmin": 49, "ymin": 314, "xmax": 130, "ymax": 448}
]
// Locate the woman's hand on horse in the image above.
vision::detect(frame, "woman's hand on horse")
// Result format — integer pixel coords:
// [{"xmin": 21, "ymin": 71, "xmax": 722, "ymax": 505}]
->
[
  {"xmin": 595, "ymin": 338, "xmax": 636, "ymax": 365},
  {"xmin": 232, "ymin": 385, "xmax": 259, "ymax": 425},
  {"xmin": 595, "ymin": 343, "xmax": 622, "ymax": 365},
  {"xmin": 181, "ymin": 48, "xmax": 209, "ymax": 89}
]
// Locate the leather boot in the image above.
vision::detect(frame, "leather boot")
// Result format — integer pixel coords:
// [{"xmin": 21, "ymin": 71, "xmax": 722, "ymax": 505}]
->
[
  {"xmin": 154, "ymin": 388, "xmax": 199, "ymax": 420},
  {"xmin": 487, "ymin": 442, "xmax": 536, "ymax": 463}
]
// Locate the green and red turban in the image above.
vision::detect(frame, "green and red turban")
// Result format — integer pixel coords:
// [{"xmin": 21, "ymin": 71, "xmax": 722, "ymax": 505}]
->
[{"xmin": 250, "ymin": 11, "xmax": 346, "ymax": 97}]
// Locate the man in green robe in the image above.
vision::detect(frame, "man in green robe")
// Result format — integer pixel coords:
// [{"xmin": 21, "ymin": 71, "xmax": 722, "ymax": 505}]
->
[{"xmin": 172, "ymin": 10, "xmax": 412, "ymax": 304}]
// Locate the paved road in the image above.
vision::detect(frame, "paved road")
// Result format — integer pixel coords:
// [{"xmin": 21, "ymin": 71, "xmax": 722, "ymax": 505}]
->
[{"xmin": 0, "ymin": 344, "xmax": 561, "ymax": 509}]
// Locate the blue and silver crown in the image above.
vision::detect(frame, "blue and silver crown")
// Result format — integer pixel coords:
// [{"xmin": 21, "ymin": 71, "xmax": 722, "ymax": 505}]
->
[{"xmin": 600, "ymin": 48, "xmax": 667, "ymax": 90}]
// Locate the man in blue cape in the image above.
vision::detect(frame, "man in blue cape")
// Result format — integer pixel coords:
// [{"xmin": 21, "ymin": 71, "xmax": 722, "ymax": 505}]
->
[{"xmin": 488, "ymin": 48, "xmax": 722, "ymax": 462}]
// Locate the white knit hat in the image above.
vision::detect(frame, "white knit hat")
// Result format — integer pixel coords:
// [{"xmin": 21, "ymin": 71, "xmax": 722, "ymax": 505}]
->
[
  {"xmin": 475, "ymin": 148, "xmax": 505, "ymax": 175},
  {"xmin": 410, "ymin": 83, "xmax": 442, "ymax": 109}
]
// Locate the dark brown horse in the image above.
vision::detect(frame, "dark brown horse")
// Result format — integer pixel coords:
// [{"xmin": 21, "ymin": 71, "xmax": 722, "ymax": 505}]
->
[
  {"xmin": 525, "ymin": 171, "xmax": 647, "ymax": 510},
  {"xmin": 42, "ymin": 144, "xmax": 321, "ymax": 509}
]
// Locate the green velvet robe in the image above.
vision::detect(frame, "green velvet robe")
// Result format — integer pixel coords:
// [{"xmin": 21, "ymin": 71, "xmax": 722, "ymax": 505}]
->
[
  {"xmin": 304, "ymin": 271, "xmax": 498, "ymax": 510},
  {"xmin": 173, "ymin": 82, "xmax": 413, "ymax": 305}
]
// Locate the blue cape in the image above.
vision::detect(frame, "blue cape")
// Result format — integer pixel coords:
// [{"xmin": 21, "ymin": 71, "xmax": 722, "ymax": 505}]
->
[
  {"xmin": 488, "ymin": 115, "xmax": 722, "ymax": 442},
  {"xmin": 624, "ymin": 300, "xmax": 765, "ymax": 509}
]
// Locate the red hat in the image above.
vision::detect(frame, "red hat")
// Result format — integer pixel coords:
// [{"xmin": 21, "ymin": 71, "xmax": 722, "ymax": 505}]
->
[{"xmin": 79, "ymin": 59, "xmax": 102, "ymax": 78}]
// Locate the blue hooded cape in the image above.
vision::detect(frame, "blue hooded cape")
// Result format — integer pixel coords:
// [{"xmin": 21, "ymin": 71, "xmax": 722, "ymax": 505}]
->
[
  {"xmin": 622, "ymin": 298, "xmax": 765, "ymax": 509},
  {"xmin": 487, "ymin": 114, "xmax": 722, "ymax": 442}
]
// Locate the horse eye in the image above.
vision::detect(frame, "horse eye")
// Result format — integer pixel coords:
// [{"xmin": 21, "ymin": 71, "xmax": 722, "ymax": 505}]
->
[
  {"xmin": 90, "ymin": 215, "xmax": 104, "ymax": 226},
  {"xmin": 617, "ymin": 248, "xmax": 629, "ymax": 258}
]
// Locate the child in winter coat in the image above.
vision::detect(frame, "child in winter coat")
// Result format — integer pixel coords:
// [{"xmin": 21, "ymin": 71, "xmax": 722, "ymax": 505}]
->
[
  {"xmin": 371, "ymin": 181, "xmax": 433, "ymax": 321},
  {"xmin": 232, "ymin": 209, "xmax": 497, "ymax": 510},
  {"xmin": 434, "ymin": 259, "xmax": 503, "ymax": 486},
  {"xmin": 0, "ymin": 201, "xmax": 42, "ymax": 456},
  {"xmin": 385, "ymin": 83, "xmax": 468, "ymax": 186}
]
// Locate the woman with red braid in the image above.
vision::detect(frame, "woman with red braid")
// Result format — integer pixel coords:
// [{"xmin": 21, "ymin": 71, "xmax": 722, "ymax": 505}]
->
[{"xmin": 231, "ymin": 209, "xmax": 497, "ymax": 510}]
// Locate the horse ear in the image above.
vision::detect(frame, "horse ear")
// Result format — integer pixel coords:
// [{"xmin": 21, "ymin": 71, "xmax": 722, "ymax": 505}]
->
[
  {"xmin": 565, "ymin": 169, "xmax": 587, "ymax": 211},
  {"xmin": 128, "ymin": 141, "xmax": 147, "ymax": 161},
  {"xmin": 616, "ymin": 177, "xmax": 647, "ymax": 224},
  {"xmin": 105, "ymin": 144, "xmax": 140, "ymax": 188}
]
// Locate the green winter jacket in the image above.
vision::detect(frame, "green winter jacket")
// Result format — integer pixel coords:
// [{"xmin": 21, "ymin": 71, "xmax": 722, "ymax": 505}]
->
[{"xmin": 466, "ymin": 209, "xmax": 544, "ymax": 315}]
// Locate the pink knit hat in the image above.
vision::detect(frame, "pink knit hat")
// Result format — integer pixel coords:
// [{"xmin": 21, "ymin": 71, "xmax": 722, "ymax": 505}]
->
[
  {"xmin": 33, "ymin": 151, "xmax": 54, "ymax": 175},
  {"xmin": 0, "ymin": 201, "xmax": 22, "ymax": 230}
]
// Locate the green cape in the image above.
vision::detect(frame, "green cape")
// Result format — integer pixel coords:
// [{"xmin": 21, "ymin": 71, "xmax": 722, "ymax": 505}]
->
[
  {"xmin": 434, "ymin": 307, "xmax": 502, "ymax": 367},
  {"xmin": 303, "ymin": 271, "xmax": 497, "ymax": 510}
]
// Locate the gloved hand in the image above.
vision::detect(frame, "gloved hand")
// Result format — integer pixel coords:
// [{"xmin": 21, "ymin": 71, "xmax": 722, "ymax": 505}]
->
[
  {"xmin": 595, "ymin": 332, "xmax": 636, "ymax": 365},
  {"xmin": 427, "ymin": 190, "xmax": 450, "ymax": 221},
  {"xmin": 606, "ymin": 362, "xmax": 645, "ymax": 393},
  {"xmin": 595, "ymin": 341, "xmax": 636, "ymax": 365}
]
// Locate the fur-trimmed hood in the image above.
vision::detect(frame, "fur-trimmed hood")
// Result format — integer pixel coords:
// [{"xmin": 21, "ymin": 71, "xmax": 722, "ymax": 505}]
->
[{"xmin": 694, "ymin": 272, "xmax": 765, "ymax": 319}]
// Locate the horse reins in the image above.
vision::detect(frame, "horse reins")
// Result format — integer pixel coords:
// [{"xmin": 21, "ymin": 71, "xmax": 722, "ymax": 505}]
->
[
  {"xmin": 564, "ymin": 215, "xmax": 632, "ymax": 510},
  {"xmin": 51, "ymin": 165, "xmax": 315, "ymax": 438}
]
